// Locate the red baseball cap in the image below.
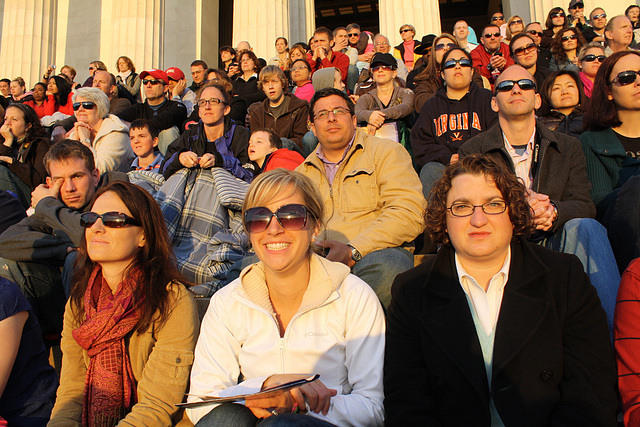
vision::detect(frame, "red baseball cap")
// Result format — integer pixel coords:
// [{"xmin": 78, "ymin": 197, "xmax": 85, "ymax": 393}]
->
[
  {"xmin": 165, "ymin": 67, "xmax": 185, "ymax": 81},
  {"xmin": 140, "ymin": 69, "xmax": 169, "ymax": 84}
]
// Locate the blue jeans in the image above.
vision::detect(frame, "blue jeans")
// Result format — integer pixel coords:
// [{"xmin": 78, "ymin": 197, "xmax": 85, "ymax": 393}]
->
[
  {"xmin": 301, "ymin": 131, "xmax": 319, "ymax": 158},
  {"xmin": 419, "ymin": 162, "xmax": 446, "ymax": 200},
  {"xmin": 541, "ymin": 218, "xmax": 620, "ymax": 336},
  {"xmin": 351, "ymin": 247, "xmax": 414, "ymax": 308},
  {"xmin": 195, "ymin": 403, "xmax": 336, "ymax": 426}
]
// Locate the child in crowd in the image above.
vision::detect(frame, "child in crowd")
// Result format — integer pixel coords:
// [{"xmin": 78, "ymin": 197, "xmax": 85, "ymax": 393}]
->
[
  {"xmin": 248, "ymin": 128, "xmax": 304, "ymax": 173},
  {"xmin": 129, "ymin": 119, "xmax": 163, "ymax": 171}
]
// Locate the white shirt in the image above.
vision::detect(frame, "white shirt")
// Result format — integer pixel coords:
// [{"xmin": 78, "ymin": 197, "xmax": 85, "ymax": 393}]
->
[
  {"xmin": 455, "ymin": 247, "xmax": 511, "ymax": 334},
  {"xmin": 502, "ymin": 129, "xmax": 536, "ymax": 189}
]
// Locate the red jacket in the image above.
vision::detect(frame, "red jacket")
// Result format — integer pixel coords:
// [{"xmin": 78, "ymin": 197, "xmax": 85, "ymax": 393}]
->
[
  {"xmin": 470, "ymin": 43, "xmax": 514, "ymax": 88},
  {"xmin": 263, "ymin": 148, "xmax": 305, "ymax": 172},
  {"xmin": 43, "ymin": 93, "xmax": 74, "ymax": 116},
  {"xmin": 307, "ymin": 50, "xmax": 349, "ymax": 82}
]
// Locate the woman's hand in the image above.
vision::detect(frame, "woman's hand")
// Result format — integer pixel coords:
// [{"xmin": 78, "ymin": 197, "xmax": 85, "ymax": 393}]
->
[
  {"xmin": 0, "ymin": 124, "xmax": 13, "ymax": 145},
  {"xmin": 366, "ymin": 124, "xmax": 378, "ymax": 136},
  {"xmin": 198, "ymin": 153, "xmax": 216, "ymax": 168},
  {"xmin": 179, "ymin": 151, "xmax": 199, "ymax": 168},
  {"xmin": 70, "ymin": 121, "xmax": 95, "ymax": 144},
  {"xmin": 0, "ymin": 155, "xmax": 13, "ymax": 164},
  {"xmin": 368, "ymin": 111, "xmax": 385, "ymax": 128}
]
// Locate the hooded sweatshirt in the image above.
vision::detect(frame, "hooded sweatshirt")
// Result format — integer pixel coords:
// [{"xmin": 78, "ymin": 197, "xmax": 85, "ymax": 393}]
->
[{"xmin": 411, "ymin": 83, "xmax": 498, "ymax": 168}]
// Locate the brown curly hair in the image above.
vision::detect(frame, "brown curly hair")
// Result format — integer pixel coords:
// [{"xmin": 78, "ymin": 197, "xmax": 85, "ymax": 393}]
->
[{"xmin": 424, "ymin": 153, "xmax": 533, "ymax": 245}]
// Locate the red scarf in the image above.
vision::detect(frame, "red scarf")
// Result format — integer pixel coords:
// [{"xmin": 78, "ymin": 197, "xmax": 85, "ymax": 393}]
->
[{"xmin": 72, "ymin": 265, "xmax": 143, "ymax": 427}]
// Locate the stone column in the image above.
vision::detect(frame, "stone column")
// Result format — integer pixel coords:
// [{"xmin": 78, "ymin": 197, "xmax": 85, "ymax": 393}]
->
[
  {"xmin": 527, "ymin": 0, "xmax": 637, "ymax": 25},
  {"xmin": 288, "ymin": 0, "xmax": 314, "ymax": 47},
  {"xmin": 379, "ymin": 0, "xmax": 441, "ymax": 47},
  {"xmin": 233, "ymin": 0, "xmax": 291, "ymax": 61},
  {"xmin": 0, "ymin": 0, "xmax": 56, "ymax": 88}
]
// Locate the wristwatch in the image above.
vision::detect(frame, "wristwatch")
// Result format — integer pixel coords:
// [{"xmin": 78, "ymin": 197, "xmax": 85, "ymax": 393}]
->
[{"xmin": 348, "ymin": 245, "xmax": 362, "ymax": 262}]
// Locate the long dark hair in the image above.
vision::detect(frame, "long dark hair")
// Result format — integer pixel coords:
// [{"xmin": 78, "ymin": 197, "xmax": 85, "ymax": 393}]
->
[
  {"xmin": 538, "ymin": 69, "xmax": 586, "ymax": 116},
  {"xmin": 545, "ymin": 7, "xmax": 568, "ymax": 31},
  {"xmin": 550, "ymin": 27, "xmax": 585, "ymax": 62},
  {"xmin": 70, "ymin": 181, "xmax": 187, "ymax": 333},
  {"xmin": 49, "ymin": 75, "xmax": 72, "ymax": 107},
  {"xmin": 6, "ymin": 103, "xmax": 46, "ymax": 140},
  {"xmin": 583, "ymin": 50, "xmax": 640, "ymax": 131}
]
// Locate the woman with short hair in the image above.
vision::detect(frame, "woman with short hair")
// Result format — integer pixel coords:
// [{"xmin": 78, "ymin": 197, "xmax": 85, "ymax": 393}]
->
[
  {"xmin": 115, "ymin": 56, "xmax": 141, "ymax": 102},
  {"xmin": 578, "ymin": 42, "xmax": 606, "ymax": 98}
]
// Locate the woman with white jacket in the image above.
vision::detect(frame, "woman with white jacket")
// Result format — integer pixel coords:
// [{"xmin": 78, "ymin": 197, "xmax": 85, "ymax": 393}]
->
[
  {"xmin": 187, "ymin": 169, "xmax": 385, "ymax": 427},
  {"xmin": 66, "ymin": 87, "xmax": 134, "ymax": 173}
]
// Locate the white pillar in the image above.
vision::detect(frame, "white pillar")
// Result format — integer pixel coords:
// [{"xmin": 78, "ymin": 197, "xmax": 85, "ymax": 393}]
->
[
  {"xmin": 0, "ymin": 0, "xmax": 56, "ymax": 88},
  {"xmin": 233, "ymin": 0, "xmax": 291, "ymax": 61},
  {"xmin": 379, "ymin": 0, "xmax": 441, "ymax": 48},
  {"xmin": 288, "ymin": 0, "xmax": 314, "ymax": 46},
  {"xmin": 527, "ymin": 0, "xmax": 639, "ymax": 25}
]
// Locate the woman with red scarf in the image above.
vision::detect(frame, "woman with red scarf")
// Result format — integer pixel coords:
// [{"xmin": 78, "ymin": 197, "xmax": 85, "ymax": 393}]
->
[{"xmin": 48, "ymin": 182, "xmax": 199, "ymax": 426}]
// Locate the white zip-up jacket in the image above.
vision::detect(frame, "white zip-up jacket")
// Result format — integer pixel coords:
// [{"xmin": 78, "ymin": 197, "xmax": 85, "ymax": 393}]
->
[{"xmin": 187, "ymin": 254, "xmax": 385, "ymax": 426}]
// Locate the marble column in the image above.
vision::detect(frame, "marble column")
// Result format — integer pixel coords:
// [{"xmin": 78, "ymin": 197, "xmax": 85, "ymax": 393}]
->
[
  {"xmin": 0, "ymin": 0, "xmax": 56, "ymax": 88},
  {"xmin": 379, "ymin": 0, "xmax": 441, "ymax": 48},
  {"xmin": 527, "ymin": 0, "xmax": 638, "ymax": 25}
]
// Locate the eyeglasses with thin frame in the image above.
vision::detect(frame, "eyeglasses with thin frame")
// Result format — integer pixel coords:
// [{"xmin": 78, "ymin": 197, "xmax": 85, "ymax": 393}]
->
[
  {"xmin": 435, "ymin": 42, "xmax": 456, "ymax": 51},
  {"xmin": 80, "ymin": 211, "xmax": 141, "ymax": 228},
  {"xmin": 561, "ymin": 34, "xmax": 577, "ymax": 42},
  {"xmin": 72, "ymin": 101, "xmax": 96, "ymax": 111},
  {"xmin": 142, "ymin": 79, "xmax": 162, "ymax": 86},
  {"xmin": 484, "ymin": 32, "xmax": 501, "ymax": 39},
  {"xmin": 494, "ymin": 78, "xmax": 536, "ymax": 93},
  {"xmin": 314, "ymin": 107, "xmax": 350, "ymax": 121},
  {"xmin": 442, "ymin": 58, "xmax": 472, "ymax": 69},
  {"xmin": 582, "ymin": 54, "xmax": 605, "ymax": 63},
  {"xmin": 197, "ymin": 98, "xmax": 226, "ymax": 107},
  {"xmin": 447, "ymin": 200, "xmax": 507, "ymax": 217},
  {"xmin": 244, "ymin": 204, "xmax": 311, "ymax": 233},
  {"xmin": 513, "ymin": 43, "xmax": 537, "ymax": 56},
  {"xmin": 609, "ymin": 70, "xmax": 640, "ymax": 86}
]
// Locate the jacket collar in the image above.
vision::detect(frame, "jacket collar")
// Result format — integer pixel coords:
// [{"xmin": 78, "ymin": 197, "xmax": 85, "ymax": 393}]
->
[{"xmin": 477, "ymin": 121, "xmax": 562, "ymax": 154}]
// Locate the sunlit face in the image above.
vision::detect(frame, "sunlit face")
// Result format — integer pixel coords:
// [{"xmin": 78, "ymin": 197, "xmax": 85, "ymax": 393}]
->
[
  {"xmin": 374, "ymin": 36, "xmax": 391, "ymax": 53},
  {"xmin": 509, "ymin": 17, "xmax": 524, "ymax": 35},
  {"xmin": 627, "ymin": 6, "xmax": 640, "ymax": 23},
  {"xmin": 249, "ymin": 189, "xmax": 318, "ymax": 279},
  {"xmin": 32, "ymin": 84, "xmax": 46, "ymax": 102},
  {"xmin": 313, "ymin": 32, "xmax": 333, "ymax": 53},
  {"xmin": 74, "ymin": 95, "xmax": 101, "ymax": 126},
  {"xmin": 454, "ymin": 21, "xmax": 469, "ymax": 40},
  {"xmin": 220, "ymin": 50, "xmax": 233, "ymax": 63},
  {"xmin": 400, "ymin": 26, "xmax": 415, "ymax": 42},
  {"xmin": 348, "ymin": 29, "xmax": 361, "ymax": 45},
  {"xmin": 61, "ymin": 66, "xmax": 74, "ymax": 81},
  {"xmin": 549, "ymin": 74, "xmax": 580, "ymax": 111},
  {"xmin": 371, "ymin": 63, "xmax": 396, "ymax": 85},
  {"xmin": 143, "ymin": 77, "xmax": 167, "ymax": 102},
  {"xmin": 551, "ymin": 11, "xmax": 566, "ymax": 27},
  {"xmin": 310, "ymin": 94, "xmax": 356, "ymax": 152},
  {"xmin": 334, "ymin": 29, "xmax": 349, "ymax": 49},
  {"xmin": 198, "ymin": 86, "xmax": 230, "ymax": 126},
  {"xmin": 0, "ymin": 81, "xmax": 9, "ymax": 96},
  {"xmin": 511, "ymin": 36, "xmax": 538, "ymax": 69},
  {"xmin": 435, "ymin": 37, "xmax": 456, "ymax": 63},
  {"xmin": 130, "ymin": 126, "xmax": 158, "ymax": 158},
  {"xmin": 607, "ymin": 53, "xmax": 640, "ymax": 112},
  {"xmin": 191, "ymin": 65, "xmax": 206, "ymax": 84},
  {"xmin": 492, "ymin": 13, "xmax": 505, "ymax": 26},
  {"xmin": 46, "ymin": 157, "xmax": 100, "ymax": 209},
  {"xmin": 609, "ymin": 16, "xmax": 634, "ymax": 47},
  {"xmin": 248, "ymin": 131, "xmax": 277, "ymax": 165},
  {"xmin": 441, "ymin": 50, "xmax": 472, "ymax": 91},
  {"xmin": 262, "ymin": 77, "xmax": 284, "ymax": 103},
  {"xmin": 117, "ymin": 58, "xmax": 129, "ymax": 72},
  {"xmin": 9, "ymin": 81, "xmax": 23, "ymax": 97},
  {"xmin": 4, "ymin": 107, "xmax": 29, "ymax": 138},
  {"xmin": 240, "ymin": 54, "xmax": 256, "ymax": 73},
  {"xmin": 85, "ymin": 191, "xmax": 145, "ymax": 269},
  {"xmin": 47, "ymin": 78, "xmax": 58, "ymax": 95},
  {"xmin": 289, "ymin": 48, "xmax": 305, "ymax": 62},
  {"xmin": 333, "ymin": 70, "xmax": 345, "ymax": 91},
  {"xmin": 290, "ymin": 62, "xmax": 310, "ymax": 84},
  {"xmin": 92, "ymin": 70, "xmax": 113, "ymax": 97},
  {"xmin": 491, "ymin": 66, "xmax": 541, "ymax": 119},
  {"xmin": 481, "ymin": 27, "xmax": 502, "ymax": 51},
  {"xmin": 275, "ymin": 38, "xmax": 288, "ymax": 54},
  {"xmin": 590, "ymin": 9, "xmax": 607, "ymax": 30},
  {"xmin": 526, "ymin": 23, "xmax": 544, "ymax": 45},
  {"xmin": 445, "ymin": 173, "xmax": 513, "ymax": 266},
  {"xmin": 561, "ymin": 30, "xmax": 578, "ymax": 51},
  {"xmin": 578, "ymin": 47, "xmax": 605, "ymax": 78}
]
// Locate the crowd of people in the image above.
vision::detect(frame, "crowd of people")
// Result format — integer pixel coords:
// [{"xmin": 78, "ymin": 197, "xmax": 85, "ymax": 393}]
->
[{"xmin": 3, "ymin": 1, "xmax": 640, "ymax": 425}]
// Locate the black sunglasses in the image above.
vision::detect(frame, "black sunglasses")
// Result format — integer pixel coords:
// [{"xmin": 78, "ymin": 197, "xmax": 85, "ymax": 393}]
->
[
  {"xmin": 527, "ymin": 30, "xmax": 543, "ymax": 37},
  {"xmin": 561, "ymin": 34, "xmax": 577, "ymax": 42},
  {"xmin": 552, "ymin": 12, "xmax": 566, "ymax": 18},
  {"xmin": 494, "ymin": 78, "xmax": 536, "ymax": 93},
  {"xmin": 492, "ymin": 16, "xmax": 504, "ymax": 21},
  {"xmin": 484, "ymin": 32, "xmax": 501, "ymax": 39},
  {"xmin": 244, "ymin": 204, "xmax": 311, "ymax": 233},
  {"xmin": 442, "ymin": 58, "xmax": 472, "ymax": 69},
  {"xmin": 400, "ymin": 28, "xmax": 412, "ymax": 33},
  {"xmin": 592, "ymin": 13, "xmax": 606, "ymax": 19},
  {"xmin": 142, "ymin": 79, "xmax": 162, "ymax": 86},
  {"xmin": 72, "ymin": 101, "xmax": 96, "ymax": 111},
  {"xmin": 513, "ymin": 43, "xmax": 537, "ymax": 56},
  {"xmin": 610, "ymin": 70, "xmax": 640, "ymax": 86},
  {"xmin": 347, "ymin": 32, "xmax": 359, "ymax": 37},
  {"xmin": 435, "ymin": 42, "xmax": 456, "ymax": 51},
  {"xmin": 582, "ymin": 54, "xmax": 606, "ymax": 62},
  {"xmin": 80, "ymin": 211, "xmax": 141, "ymax": 228}
]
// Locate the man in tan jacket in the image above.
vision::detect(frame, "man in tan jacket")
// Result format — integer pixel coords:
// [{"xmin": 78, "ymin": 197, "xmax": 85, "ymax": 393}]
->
[{"xmin": 297, "ymin": 87, "xmax": 425, "ymax": 306}]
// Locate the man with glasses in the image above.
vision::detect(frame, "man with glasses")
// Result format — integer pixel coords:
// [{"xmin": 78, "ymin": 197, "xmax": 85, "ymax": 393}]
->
[
  {"xmin": 509, "ymin": 33, "xmax": 551, "ymax": 88},
  {"xmin": 471, "ymin": 24, "xmax": 514, "ymax": 88},
  {"xmin": 189, "ymin": 60, "xmax": 208, "ymax": 93},
  {"xmin": 459, "ymin": 65, "xmax": 621, "ymax": 334},
  {"xmin": 297, "ymin": 87, "xmax": 425, "ymax": 307},
  {"xmin": 166, "ymin": 66, "xmax": 196, "ymax": 115},
  {"xmin": 117, "ymin": 68, "xmax": 187, "ymax": 155},
  {"xmin": 524, "ymin": 22, "xmax": 553, "ymax": 68},
  {"xmin": 568, "ymin": 0, "xmax": 587, "ymax": 29},
  {"xmin": 604, "ymin": 15, "xmax": 635, "ymax": 56},
  {"xmin": 577, "ymin": 7, "xmax": 608, "ymax": 43}
]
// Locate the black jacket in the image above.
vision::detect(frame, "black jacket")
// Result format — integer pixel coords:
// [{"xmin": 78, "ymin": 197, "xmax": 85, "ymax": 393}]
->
[
  {"xmin": 384, "ymin": 241, "xmax": 617, "ymax": 427},
  {"xmin": 411, "ymin": 84, "xmax": 497, "ymax": 168},
  {"xmin": 248, "ymin": 93, "xmax": 309, "ymax": 148},
  {"xmin": 459, "ymin": 122, "xmax": 596, "ymax": 234},
  {"xmin": 116, "ymin": 99, "xmax": 187, "ymax": 132},
  {"xmin": 538, "ymin": 108, "xmax": 585, "ymax": 140}
]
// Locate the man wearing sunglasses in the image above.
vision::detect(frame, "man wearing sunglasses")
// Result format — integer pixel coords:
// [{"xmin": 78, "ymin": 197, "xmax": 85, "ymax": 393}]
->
[
  {"xmin": 458, "ymin": 65, "xmax": 622, "ymax": 334},
  {"xmin": 297, "ymin": 87, "xmax": 425, "ymax": 306},
  {"xmin": 578, "ymin": 7, "xmax": 607, "ymax": 43},
  {"xmin": 0, "ymin": 140, "xmax": 128, "ymax": 344},
  {"xmin": 568, "ymin": 0, "xmax": 587, "ymax": 29},
  {"xmin": 604, "ymin": 15, "xmax": 635, "ymax": 56},
  {"xmin": 470, "ymin": 24, "xmax": 514, "ymax": 88},
  {"xmin": 509, "ymin": 33, "xmax": 551, "ymax": 89},
  {"xmin": 524, "ymin": 22, "xmax": 553, "ymax": 68},
  {"xmin": 116, "ymin": 68, "xmax": 187, "ymax": 156}
]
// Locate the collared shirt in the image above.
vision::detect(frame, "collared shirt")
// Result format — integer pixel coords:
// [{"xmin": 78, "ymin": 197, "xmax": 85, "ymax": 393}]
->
[
  {"xmin": 502, "ymin": 129, "xmax": 535, "ymax": 189},
  {"xmin": 455, "ymin": 247, "xmax": 511, "ymax": 335},
  {"xmin": 315, "ymin": 133, "xmax": 356, "ymax": 185},
  {"xmin": 131, "ymin": 152, "xmax": 163, "ymax": 171}
]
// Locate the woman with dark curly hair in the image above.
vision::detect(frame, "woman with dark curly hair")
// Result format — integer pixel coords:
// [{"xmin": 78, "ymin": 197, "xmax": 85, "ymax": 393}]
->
[
  {"xmin": 384, "ymin": 153, "xmax": 617, "ymax": 427},
  {"xmin": 549, "ymin": 27, "xmax": 585, "ymax": 73},
  {"xmin": 46, "ymin": 75, "xmax": 74, "ymax": 115},
  {"xmin": 0, "ymin": 103, "xmax": 50, "ymax": 208}
]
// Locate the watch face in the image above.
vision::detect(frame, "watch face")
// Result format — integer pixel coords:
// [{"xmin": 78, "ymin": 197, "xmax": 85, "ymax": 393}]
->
[{"xmin": 350, "ymin": 247, "xmax": 362, "ymax": 261}]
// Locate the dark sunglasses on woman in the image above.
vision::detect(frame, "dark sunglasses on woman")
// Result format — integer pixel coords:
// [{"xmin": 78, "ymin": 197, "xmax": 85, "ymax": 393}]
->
[
  {"xmin": 72, "ymin": 101, "xmax": 96, "ymax": 111},
  {"xmin": 610, "ymin": 70, "xmax": 640, "ymax": 86},
  {"xmin": 80, "ymin": 212, "xmax": 141, "ymax": 228},
  {"xmin": 442, "ymin": 58, "xmax": 472, "ymax": 69},
  {"xmin": 582, "ymin": 54, "xmax": 606, "ymax": 63},
  {"xmin": 244, "ymin": 204, "xmax": 311, "ymax": 233},
  {"xmin": 561, "ymin": 34, "xmax": 577, "ymax": 42}
]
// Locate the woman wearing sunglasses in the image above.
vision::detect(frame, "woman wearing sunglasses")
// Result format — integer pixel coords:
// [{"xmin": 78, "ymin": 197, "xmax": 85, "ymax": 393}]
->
[
  {"xmin": 48, "ymin": 181, "xmax": 199, "ymax": 426},
  {"xmin": 411, "ymin": 47, "xmax": 497, "ymax": 198},
  {"xmin": 0, "ymin": 103, "xmax": 50, "ymax": 208},
  {"xmin": 542, "ymin": 7, "xmax": 569, "ymax": 49},
  {"xmin": 504, "ymin": 15, "xmax": 525, "ymax": 43},
  {"xmin": 65, "ymin": 87, "xmax": 134, "ymax": 173},
  {"xmin": 581, "ymin": 51, "xmax": 640, "ymax": 274},
  {"xmin": 549, "ymin": 27, "xmax": 585, "ymax": 73},
  {"xmin": 413, "ymin": 33, "xmax": 483, "ymax": 111},
  {"xmin": 187, "ymin": 169, "xmax": 385, "ymax": 426},
  {"xmin": 578, "ymin": 42, "xmax": 606, "ymax": 98},
  {"xmin": 538, "ymin": 70, "xmax": 586, "ymax": 139}
]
